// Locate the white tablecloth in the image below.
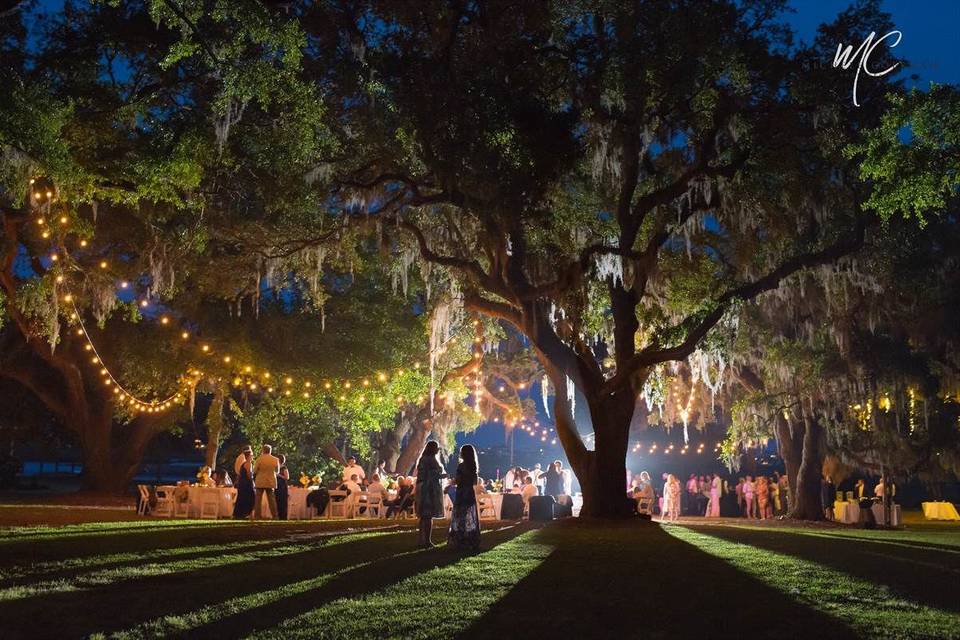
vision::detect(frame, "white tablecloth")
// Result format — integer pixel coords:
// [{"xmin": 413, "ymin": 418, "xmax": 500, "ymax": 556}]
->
[
  {"xmin": 922, "ymin": 501, "xmax": 960, "ymax": 521},
  {"xmin": 157, "ymin": 485, "xmax": 236, "ymax": 518},
  {"xmin": 835, "ymin": 500, "xmax": 901, "ymax": 525},
  {"xmin": 834, "ymin": 500, "xmax": 860, "ymax": 524},
  {"xmin": 287, "ymin": 486, "xmax": 315, "ymax": 519}
]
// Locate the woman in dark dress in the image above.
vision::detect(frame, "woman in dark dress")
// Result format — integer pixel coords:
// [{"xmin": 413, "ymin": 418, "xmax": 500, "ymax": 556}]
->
[
  {"xmin": 276, "ymin": 454, "xmax": 290, "ymax": 521},
  {"xmin": 232, "ymin": 450, "xmax": 255, "ymax": 519},
  {"xmin": 448, "ymin": 444, "xmax": 481, "ymax": 552},
  {"xmin": 414, "ymin": 440, "xmax": 446, "ymax": 548}
]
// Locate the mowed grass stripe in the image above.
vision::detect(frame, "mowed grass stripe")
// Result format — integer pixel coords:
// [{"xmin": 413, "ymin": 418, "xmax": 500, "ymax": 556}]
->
[
  {"xmin": 0, "ymin": 528, "xmax": 406, "ymax": 602},
  {"xmin": 667, "ymin": 525, "xmax": 960, "ymax": 639},
  {"xmin": 252, "ymin": 530, "xmax": 551, "ymax": 640},
  {"xmin": 0, "ymin": 524, "xmax": 403, "ymax": 583}
]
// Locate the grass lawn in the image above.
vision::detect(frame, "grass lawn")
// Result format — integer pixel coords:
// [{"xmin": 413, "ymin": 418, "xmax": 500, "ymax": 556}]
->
[{"xmin": 0, "ymin": 511, "xmax": 958, "ymax": 639}]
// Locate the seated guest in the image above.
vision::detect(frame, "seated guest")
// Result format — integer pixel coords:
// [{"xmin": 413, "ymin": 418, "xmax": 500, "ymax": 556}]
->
[
  {"xmin": 386, "ymin": 477, "xmax": 415, "ymax": 517},
  {"xmin": 342, "ymin": 456, "xmax": 366, "ymax": 483},
  {"xmin": 367, "ymin": 473, "xmax": 387, "ymax": 501},
  {"xmin": 339, "ymin": 473, "xmax": 362, "ymax": 496},
  {"xmin": 521, "ymin": 476, "xmax": 538, "ymax": 506},
  {"xmin": 213, "ymin": 468, "xmax": 233, "ymax": 487}
]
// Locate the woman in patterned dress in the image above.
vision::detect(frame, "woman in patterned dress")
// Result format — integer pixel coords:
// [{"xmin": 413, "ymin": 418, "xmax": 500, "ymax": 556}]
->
[
  {"xmin": 448, "ymin": 444, "xmax": 481, "ymax": 552},
  {"xmin": 414, "ymin": 440, "xmax": 446, "ymax": 548}
]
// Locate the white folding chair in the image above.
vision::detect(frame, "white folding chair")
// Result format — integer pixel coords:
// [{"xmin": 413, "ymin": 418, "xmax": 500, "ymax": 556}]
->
[
  {"xmin": 199, "ymin": 488, "xmax": 220, "ymax": 519},
  {"xmin": 478, "ymin": 496, "xmax": 497, "ymax": 521},
  {"xmin": 137, "ymin": 485, "xmax": 150, "ymax": 516},
  {"xmin": 326, "ymin": 490, "xmax": 349, "ymax": 518},
  {"xmin": 153, "ymin": 487, "xmax": 173, "ymax": 518}
]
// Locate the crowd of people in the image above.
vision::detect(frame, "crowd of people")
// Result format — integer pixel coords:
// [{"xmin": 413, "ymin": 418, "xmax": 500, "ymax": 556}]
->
[{"xmin": 627, "ymin": 470, "xmax": 794, "ymax": 521}]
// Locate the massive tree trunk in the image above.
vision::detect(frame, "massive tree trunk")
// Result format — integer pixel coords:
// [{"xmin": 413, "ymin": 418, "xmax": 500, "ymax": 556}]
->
[
  {"xmin": 0, "ymin": 327, "xmax": 168, "ymax": 494},
  {"xmin": 789, "ymin": 408, "xmax": 825, "ymax": 520},
  {"xmin": 545, "ymin": 358, "xmax": 637, "ymax": 518},
  {"xmin": 775, "ymin": 412, "xmax": 803, "ymax": 511},
  {"xmin": 204, "ymin": 386, "xmax": 226, "ymax": 469},
  {"xmin": 395, "ymin": 415, "xmax": 431, "ymax": 475}
]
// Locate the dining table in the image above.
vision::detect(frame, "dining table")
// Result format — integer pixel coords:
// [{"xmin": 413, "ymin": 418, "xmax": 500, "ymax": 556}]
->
[{"xmin": 922, "ymin": 501, "xmax": 960, "ymax": 521}]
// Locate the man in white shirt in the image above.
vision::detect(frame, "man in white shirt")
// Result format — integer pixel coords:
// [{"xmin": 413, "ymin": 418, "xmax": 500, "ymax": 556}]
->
[
  {"xmin": 521, "ymin": 476, "xmax": 538, "ymax": 507},
  {"xmin": 342, "ymin": 457, "xmax": 366, "ymax": 483},
  {"xmin": 253, "ymin": 444, "xmax": 280, "ymax": 519}
]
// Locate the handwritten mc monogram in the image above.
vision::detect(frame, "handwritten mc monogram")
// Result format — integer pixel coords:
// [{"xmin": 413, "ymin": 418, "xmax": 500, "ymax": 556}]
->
[{"xmin": 833, "ymin": 30, "xmax": 902, "ymax": 106}]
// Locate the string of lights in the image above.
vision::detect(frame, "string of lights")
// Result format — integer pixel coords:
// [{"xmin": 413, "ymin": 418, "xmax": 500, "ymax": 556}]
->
[{"xmin": 28, "ymin": 179, "xmax": 481, "ymax": 414}]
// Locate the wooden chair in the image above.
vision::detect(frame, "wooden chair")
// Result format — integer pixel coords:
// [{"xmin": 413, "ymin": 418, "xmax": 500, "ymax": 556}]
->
[
  {"xmin": 326, "ymin": 490, "xmax": 350, "ymax": 518},
  {"xmin": 478, "ymin": 495, "xmax": 497, "ymax": 520},
  {"xmin": 364, "ymin": 494, "xmax": 385, "ymax": 518}
]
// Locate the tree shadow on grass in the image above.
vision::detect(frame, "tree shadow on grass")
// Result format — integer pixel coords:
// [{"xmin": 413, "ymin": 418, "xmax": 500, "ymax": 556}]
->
[
  {"xmin": 0, "ymin": 526, "xmax": 417, "ymax": 638},
  {"xmin": 458, "ymin": 520, "xmax": 859, "ymax": 640},
  {"xmin": 183, "ymin": 524, "xmax": 532, "ymax": 639},
  {"xmin": 688, "ymin": 525, "xmax": 960, "ymax": 614}
]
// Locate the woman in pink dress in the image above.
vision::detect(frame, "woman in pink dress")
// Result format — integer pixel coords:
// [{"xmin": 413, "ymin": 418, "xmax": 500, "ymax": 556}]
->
[
  {"xmin": 666, "ymin": 474, "xmax": 682, "ymax": 522},
  {"xmin": 707, "ymin": 473, "xmax": 721, "ymax": 517},
  {"xmin": 743, "ymin": 475, "xmax": 755, "ymax": 519}
]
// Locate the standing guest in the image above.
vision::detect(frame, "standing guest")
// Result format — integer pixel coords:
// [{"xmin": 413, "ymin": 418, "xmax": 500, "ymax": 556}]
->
[
  {"xmin": 874, "ymin": 477, "xmax": 886, "ymax": 499},
  {"xmin": 562, "ymin": 467, "xmax": 573, "ymax": 495},
  {"xmin": 532, "ymin": 463, "xmax": 545, "ymax": 495},
  {"xmin": 778, "ymin": 473, "xmax": 791, "ymax": 514},
  {"xmin": 342, "ymin": 456, "xmax": 366, "ymax": 484},
  {"xmin": 770, "ymin": 474, "xmax": 781, "ymax": 516},
  {"xmin": 253, "ymin": 444, "xmax": 280, "ymax": 519},
  {"xmin": 232, "ymin": 449, "xmax": 255, "ymax": 519},
  {"xmin": 414, "ymin": 440, "xmax": 445, "ymax": 548},
  {"xmin": 742, "ymin": 475, "xmax": 756, "ymax": 519},
  {"xmin": 855, "ymin": 478, "xmax": 866, "ymax": 500},
  {"xmin": 234, "ymin": 445, "xmax": 253, "ymax": 476},
  {"xmin": 735, "ymin": 477, "xmax": 745, "ymax": 515},
  {"xmin": 276, "ymin": 454, "xmax": 290, "ymax": 521},
  {"xmin": 757, "ymin": 476, "xmax": 770, "ymax": 519},
  {"xmin": 707, "ymin": 473, "xmax": 721, "ymax": 517},
  {"xmin": 504, "ymin": 467, "xmax": 517, "ymax": 492},
  {"xmin": 666, "ymin": 474, "xmax": 682, "ymax": 523},
  {"xmin": 821, "ymin": 474, "xmax": 836, "ymax": 521},
  {"xmin": 449, "ymin": 444, "xmax": 481, "ymax": 552},
  {"xmin": 540, "ymin": 460, "xmax": 565, "ymax": 497}
]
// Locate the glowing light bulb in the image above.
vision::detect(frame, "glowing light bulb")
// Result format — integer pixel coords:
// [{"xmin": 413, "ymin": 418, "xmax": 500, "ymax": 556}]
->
[
  {"xmin": 181, "ymin": 331, "xmax": 189, "ymax": 339},
  {"xmin": 140, "ymin": 300, "xmax": 148, "ymax": 308},
  {"xmin": 120, "ymin": 281, "xmax": 128, "ymax": 288},
  {"xmin": 160, "ymin": 316, "xmax": 169, "ymax": 325},
  {"xmin": 41, "ymin": 231, "xmax": 50, "ymax": 238},
  {"xmin": 377, "ymin": 373, "xmax": 387, "ymax": 382},
  {"xmin": 84, "ymin": 344, "xmax": 92, "ymax": 351},
  {"xmin": 80, "ymin": 240, "xmax": 88, "ymax": 247},
  {"xmin": 59, "ymin": 216, "xmax": 68, "ymax": 224},
  {"xmin": 99, "ymin": 261, "xmax": 108, "ymax": 269},
  {"xmin": 64, "ymin": 294, "xmax": 73, "ymax": 303},
  {"xmin": 201, "ymin": 344, "xmax": 210, "ymax": 352},
  {"xmin": 324, "ymin": 382, "xmax": 331, "ymax": 389},
  {"xmin": 55, "ymin": 275, "xmax": 64, "ymax": 283}
]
